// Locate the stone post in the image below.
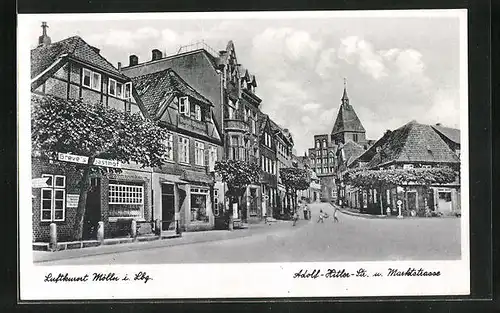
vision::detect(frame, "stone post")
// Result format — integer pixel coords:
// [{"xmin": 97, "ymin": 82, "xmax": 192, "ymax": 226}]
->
[
  {"xmin": 131, "ymin": 220, "xmax": 137, "ymax": 240},
  {"xmin": 155, "ymin": 218, "xmax": 161, "ymax": 236},
  {"xmin": 49, "ymin": 223, "xmax": 57, "ymax": 251},
  {"xmin": 97, "ymin": 221, "xmax": 104, "ymax": 244}
]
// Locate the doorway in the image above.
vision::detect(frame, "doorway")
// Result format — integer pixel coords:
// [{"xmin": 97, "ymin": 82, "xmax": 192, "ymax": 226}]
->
[
  {"xmin": 161, "ymin": 183, "xmax": 175, "ymax": 231},
  {"xmin": 83, "ymin": 177, "xmax": 101, "ymax": 240},
  {"xmin": 437, "ymin": 191, "xmax": 452, "ymax": 214},
  {"xmin": 406, "ymin": 191, "xmax": 418, "ymax": 215}
]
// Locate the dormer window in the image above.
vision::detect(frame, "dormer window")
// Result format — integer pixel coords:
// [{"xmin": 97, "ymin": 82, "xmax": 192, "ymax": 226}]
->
[
  {"xmin": 194, "ymin": 104, "xmax": 202, "ymax": 121},
  {"xmin": 116, "ymin": 82, "xmax": 123, "ymax": 98},
  {"xmin": 108, "ymin": 78, "xmax": 117, "ymax": 96},
  {"xmin": 179, "ymin": 96, "xmax": 190, "ymax": 116}
]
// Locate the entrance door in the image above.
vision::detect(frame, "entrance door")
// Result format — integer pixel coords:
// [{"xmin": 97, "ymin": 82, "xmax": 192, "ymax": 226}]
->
[
  {"xmin": 83, "ymin": 177, "xmax": 101, "ymax": 240},
  {"xmin": 437, "ymin": 191, "xmax": 452, "ymax": 214},
  {"xmin": 406, "ymin": 191, "xmax": 417, "ymax": 215},
  {"xmin": 161, "ymin": 184, "xmax": 175, "ymax": 231}
]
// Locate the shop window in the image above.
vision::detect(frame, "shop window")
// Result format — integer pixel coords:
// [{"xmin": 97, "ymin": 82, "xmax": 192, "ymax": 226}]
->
[
  {"xmin": 108, "ymin": 181, "xmax": 144, "ymax": 219},
  {"xmin": 191, "ymin": 187, "xmax": 209, "ymax": 222},
  {"xmin": 40, "ymin": 174, "xmax": 66, "ymax": 222}
]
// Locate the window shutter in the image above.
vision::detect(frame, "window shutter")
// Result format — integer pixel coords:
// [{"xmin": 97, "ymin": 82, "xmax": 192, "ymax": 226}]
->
[{"xmin": 205, "ymin": 145, "xmax": 210, "ymax": 170}]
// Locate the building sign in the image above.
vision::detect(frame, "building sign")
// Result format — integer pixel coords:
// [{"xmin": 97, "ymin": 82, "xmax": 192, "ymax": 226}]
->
[
  {"xmin": 58, "ymin": 153, "xmax": 89, "ymax": 164},
  {"xmin": 66, "ymin": 194, "xmax": 80, "ymax": 208},
  {"xmin": 94, "ymin": 158, "xmax": 121, "ymax": 168},
  {"xmin": 32, "ymin": 177, "xmax": 50, "ymax": 188}
]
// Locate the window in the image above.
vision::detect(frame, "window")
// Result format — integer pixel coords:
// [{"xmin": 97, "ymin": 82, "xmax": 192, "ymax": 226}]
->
[
  {"xmin": 323, "ymin": 140, "xmax": 326, "ymax": 148},
  {"xmin": 178, "ymin": 137, "xmax": 190, "ymax": 164},
  {"xmin": 316, "ymin": 141, "xmax": 320, "ymax": 148},
  {"xmin": 108, "ymin": 78, "xmax": 117, "ymax": 96},
  {"xmin": 261, "ymin": 156, "xmax": 265, "ymax": 171},
  {"xmin": 194, "ymin": 105, "xmax": 202, "ymax": 121},
  {"xmin": 91, "ymin": 72, "xmax": 101, "ymax": 91},
  {"xmin": 124, "ymin": 82, "xmax": 132, "ymax": 100},
  {"xmin": 191, "ymin": 187, "xmax": 209, "ymax": 222},
  {"xmin": 251, "ymin": 118, "xmax": 256, "ymax": 134},
  {"xmin": 422, "ymin": 165, "xmax": 432, "ymax": 169},
  {"xmin": 109, "ymin": 184, "xmax": 144, "ymax": 205},
  {"xmin": 40, "ymin": 174, "xmax": 66, "ymax": 222},
  {"xmin": 208, "ymin": 146, "xmax": 217, "ymax": 171},
  {"xmin": 179, "ymin": 97, "xmax": 190, "ymax": 116},
  {"xmin": 116, "ymin": 82, "xmax": 123, "ymax": 98},
  {"xmin": 82, "ymin": 68, "xmax": 92, "ymax": 88},
  {"xmin": 353, "ymin": 133, "xmax": 358, "ymax": 142},
  {"xmin": 403, "ymin": 164, "xmax": 414, "ymax": 169},
  {"xmin": 195, "ymin": 141, "xmax": 205, "ymax": 166},
  {"xmin": 164, "ymin": 133, "xmax": 174, "ymax": 161}
]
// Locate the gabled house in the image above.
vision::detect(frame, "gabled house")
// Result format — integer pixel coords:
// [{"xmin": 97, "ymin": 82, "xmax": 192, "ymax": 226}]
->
[
  {"xmin": 431, "ymin": 123, "xmax": 460, "ymax": 158},
  {"xmin": 258, "ymin": 113, "xmax": 278, "ymax": 219},
  {"xmin": 271, "ymin": 120, "xmax": 295, "ymax": 217},
  {"xmin": 31, "ymin": 24, "xmax": 154, "ymax": 242},
  {"xmin": 131, "ymin": 68, "xmax": 223, "ymax": 232},
  {"xmin": 335, "ymin": 140, "xmax": 366, "ymax": 206},
  {"xmin": 345, "ymin": 120, "xmax": 461, "ymax": 216}
]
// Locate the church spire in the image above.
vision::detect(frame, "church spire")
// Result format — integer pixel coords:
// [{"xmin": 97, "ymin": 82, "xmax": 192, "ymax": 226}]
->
[{"xmin": 341, "ymin": 77, "xmax": 349, "ymax": 106}]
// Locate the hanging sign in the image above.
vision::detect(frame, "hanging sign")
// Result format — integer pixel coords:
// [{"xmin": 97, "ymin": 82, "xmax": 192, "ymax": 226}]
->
[
  {"xmin": 32, "ymin": 177, "xmax": 50, "ymax": 188},
  {"xmin": 93, "ymin": 158, "xmax": 122, "ymax": 168},
  {"xmin": 58, "ymin": 153, "xmax": 89, "ymax": 165}
]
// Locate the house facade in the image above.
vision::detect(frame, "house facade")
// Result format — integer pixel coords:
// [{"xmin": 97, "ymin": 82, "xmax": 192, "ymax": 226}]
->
[
  {"xmin": 272, "ymin": 122, "xmax": 295, "ymax": 217},
  {"xmin": 31, "ymin": 25, "xmax": 153, "ymax": 242},
  {"xmin": 344, "ymin": 121, "xmax": 461, "ymax": 217},
  {"xmin": 131, "ymin": 68, "xmax": 224, "ymax": 232},
  {"xmin": 258, "ymin": 114, "xmax": 278, "ymax": 219}
]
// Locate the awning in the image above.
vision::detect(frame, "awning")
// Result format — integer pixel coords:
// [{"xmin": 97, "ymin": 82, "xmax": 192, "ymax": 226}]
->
[
  {"xmin": 159, "ymin": 174, "xmax": 188, "ymax": 184},
  {"xmin": 181, "ymin": 170, "xmax": 214, "ymax": 185}
]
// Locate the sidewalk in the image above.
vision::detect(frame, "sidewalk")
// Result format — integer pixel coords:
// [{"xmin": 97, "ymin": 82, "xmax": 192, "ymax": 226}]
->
[
  {"xmin": 328, "ymin": 202, "xmax": 387, "ymax": 219},
  {"xmin": 33, "ymin": 219, "xmax": 305, "ymax": 264}
]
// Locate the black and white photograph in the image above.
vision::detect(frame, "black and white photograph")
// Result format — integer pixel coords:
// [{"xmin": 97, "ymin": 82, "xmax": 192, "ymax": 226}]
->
[{"xmin": 18, "ymin": 10, "xmax": 469, "ymax": 299}]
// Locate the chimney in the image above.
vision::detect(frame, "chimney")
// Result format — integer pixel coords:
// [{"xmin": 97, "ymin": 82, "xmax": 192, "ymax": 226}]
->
[
  {"xmin": 151, "ymin": 49, "xmax": 162, "ymax": 61},
  {"xmin": 129, "ymin": 55, "xmax": 138, "ymax": 66},
  {"xmin": 436, "ymin": 123, "xmax": 442, "ymax": 126},
  {"xmin": 117, "ymin": 62, "xmax": 122, "ymax": 71},
  {"xmin": 38, "ymin": 22, "xmax": 51, "ymax": 47},
  {"xmin": 90, "ymin": 46, "xmax": 100, "ymax": 54}
]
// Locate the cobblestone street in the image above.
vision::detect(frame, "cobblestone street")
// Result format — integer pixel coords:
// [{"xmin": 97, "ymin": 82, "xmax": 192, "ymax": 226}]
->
[{"xmin": 35, "ymin": 202, "xmax": 461, "ymax": 265}]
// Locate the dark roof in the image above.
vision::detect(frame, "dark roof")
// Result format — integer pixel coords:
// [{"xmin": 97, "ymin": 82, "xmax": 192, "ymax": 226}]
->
[
  {"xmin": 365, "ymin": 120, "xmax": 460, "ymax": 168},
  {"xmin": 431, "ymin": 124, "xmax": 460, "ymax": 144},
  {"xmin": 131, "ymin": 68, "xmax": 212, "ymax": 118},
  {"xmin": 340, "ymin": 140, "xmax": 366, "ymax": 166},
  {"xmin": 31, "ymin": 36, "xmax": 124, "ymax": 79},
  {"xmin": 331, "ymin": 102, "xmax": 366, "ymax": 134}
]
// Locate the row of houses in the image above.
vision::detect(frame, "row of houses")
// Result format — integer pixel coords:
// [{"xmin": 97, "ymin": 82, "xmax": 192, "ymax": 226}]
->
[
  {"xmin": 302, "ymin": 79, "xmax": 461, "ymax": 217},
  {"xmin": 30, "ymin": 23, "xmax": 307, "ymax": 242}
]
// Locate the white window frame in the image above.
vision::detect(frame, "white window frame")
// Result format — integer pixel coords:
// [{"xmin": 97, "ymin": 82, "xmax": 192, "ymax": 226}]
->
[
  {"xmin": 82, "ymin": 68, "xmax": 92, "ymax": 88},
  {"xmin": 194, "ymin": 104, "xmax": 202, "ymax": 121},
  {"xmin": 179, "ymin": 96, "xmax": 190, "ymax": 116},
  {"xmin": 421, "ymin": 165, "xmax": 432, "ymax": 169},
  {"xmin": 91, "ymin": 72, "xmax": 101, "ymax": 91},
  {"xmin": 124, "ymin": 82, "xmax": 132, "ymax": 100},
  {"xmin": 208, "ymin": 146, "xmax": 217, "ymax": 171},
  {"xmin": 116, "ymin": 82, "xmax": 123, "ymax": 98},
  {"xmin": 178, "ymin": 136, "xmax": 190, "ymax": 164},
  {"xmin": 164, "ymin": 133, "xmax": 174, "ymax": 161},
  {"xmin": 109, "ymin": 183, "xmax": 144, "ymax": 205},
  {"xmin": 403, "ymin": 164, "xmax": 414, "ymax": 169},
  {"xmin": 108, "ymin": 78, "xmax": 117, "ymax": 96},
  {"xmin": 195, "ymin": 141, "xmax": 205, "ymax": 166},
  {"xmin": 40, "ymin": 174, "xmax": 66, "ymax": 222}
]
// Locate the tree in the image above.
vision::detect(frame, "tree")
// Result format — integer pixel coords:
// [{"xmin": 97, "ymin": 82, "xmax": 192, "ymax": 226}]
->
[
  {"xmin": 279, "ymin": 167, "xmax": 310, "ymax": 214},
  {"xmin": 31, "ymin": 94, "xmax": 169, "ymax": 240},
  {"xmin": 214, "ymin": 159, "xmax": 260, "ymax": 230}
]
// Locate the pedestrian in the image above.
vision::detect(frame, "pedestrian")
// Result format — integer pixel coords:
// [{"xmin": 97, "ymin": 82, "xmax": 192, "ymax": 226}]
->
[
  {"xmin": 303, "ymin": 204, "xmax": 308, "ymax": 220},
  {"xmin": 333, "ymin": 205, "xmax": 339, "ymax": 223},
  {"xmin": 292, "ymin": 211, "xmax": 299, "ymax": 226},
  {"xmin": 317, "ymin": 209, "xmax": 324, "ymax": 223}
]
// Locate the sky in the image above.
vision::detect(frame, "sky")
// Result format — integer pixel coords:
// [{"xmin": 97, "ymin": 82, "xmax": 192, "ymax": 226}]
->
[{"xmin": 26, "ymin": 12, "xmax": 463, "ymax": 155}]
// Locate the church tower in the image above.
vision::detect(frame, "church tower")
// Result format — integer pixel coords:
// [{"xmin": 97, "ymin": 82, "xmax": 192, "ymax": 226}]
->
[{"xmin": 331, "ymin": 79, "xmax": 366, "ymax": 145}]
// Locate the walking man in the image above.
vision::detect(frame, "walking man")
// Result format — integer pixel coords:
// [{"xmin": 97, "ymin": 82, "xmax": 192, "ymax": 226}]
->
[
  {"xmin": 317, "ymin": 209, "xmax": 325, "ymax": 223},
  {"xmin": 333, "ymin": 205, "xmax": 339, "ymax": 223},
  {"xmin": 292, "ymin": 211, "xmax": 299, "ymax": 226}
]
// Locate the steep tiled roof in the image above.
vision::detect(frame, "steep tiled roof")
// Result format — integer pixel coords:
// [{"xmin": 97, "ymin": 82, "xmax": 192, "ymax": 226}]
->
[
  {"xmin": 331, "ymin": 102, "xmax": 366, "ymax": 134},
  {"xmin": 31, "ymin": 36, "xmax": 124, "ymax": 79},
  {"xmin": 132, "ymin": 68, "xmax": 212, "ymax": 117},
  {"xmin": 366, "ymin": 121, "xmax": 460, "ymax": 168},
  {"xmin": 431, "ymin": 124, "xmax": 460, "ymax": 144},
  {"xmin": 340, "ymin": 140, "xmax": 366, "ymax": 166}
]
